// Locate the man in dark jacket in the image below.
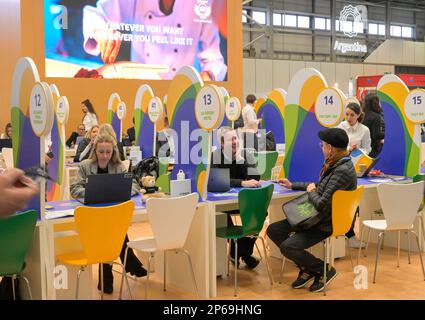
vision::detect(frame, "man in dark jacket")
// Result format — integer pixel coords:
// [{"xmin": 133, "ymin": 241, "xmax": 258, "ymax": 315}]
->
[
  {"xmin": 267, "ymin": 128, "xmax": 357, "ymax": 293},
  {"xmin": 211, "ymin": 127, "xmax": 262, "ymax": 268}
]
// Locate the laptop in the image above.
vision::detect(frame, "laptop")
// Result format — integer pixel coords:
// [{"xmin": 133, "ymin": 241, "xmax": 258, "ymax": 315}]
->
[
  {"xmin": 78, "ymin": 173, "xmax": 133, "ymax": 205},
  {"xmin": 207, "ymin": 168, "xmax": 230, "ymax": 192},
  {"xmin": 357, "ymin": 158, "xmax": 380, "ymax": 178},
  {"xmin": 0, "ymin": 139, "xmax": 12, "ymax": 152}
]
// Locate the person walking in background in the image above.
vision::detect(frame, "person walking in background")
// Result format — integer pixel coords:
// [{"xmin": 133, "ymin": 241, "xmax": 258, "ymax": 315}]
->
[
  {"xmin": 242, "ymin": 94, "xmax": 261, "ymax": 151},
  {"xmin": 362, "ymin": 93, "xmax": 385, "ymax": 158},
  {"xmin": 81, "ymin": 99, "xmax": 98, "ymax": 132}
]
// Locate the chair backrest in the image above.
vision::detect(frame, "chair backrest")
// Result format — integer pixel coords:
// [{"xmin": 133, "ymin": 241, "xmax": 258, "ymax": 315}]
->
[
  {"xmin": 331, "ymin": 186, "xmax": 364, "ymax": 237},
  {"xmin": 239, "ymin": 184, "xmax": 274, "ymax": 235},
  {"xmin": 3, "ymin": 147, "xmax": 14, "ymax": 169},
  {"xmin": 258, "ymin": 151, "xmax": 278, "ymax": 180},
  {"xmin": 156, "ymin": 173, "xmax": 170, "ymax": 194},
  {"xmin": 0, "ymin": 210, "xmax": 37, "ymax": 276},
  {"xmin": 377, "ymin": 181, "xmax": 424, "ymax": 230},
  {"xmin": 74, "ymin": 200, "xmax": 134, "ymax": 264},
  {"xmin": 413, "ymin": 173, "xmax": 425, "ymax": 183},
  {"xmin": 146, "ymin": 193, "xmax": 198, "ymax": 251}
]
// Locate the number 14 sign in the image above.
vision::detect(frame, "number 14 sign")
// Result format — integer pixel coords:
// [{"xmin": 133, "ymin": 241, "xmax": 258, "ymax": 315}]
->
[{"xmin": 314, "ymin": 87, "xmax": 344, "ymax": 128}]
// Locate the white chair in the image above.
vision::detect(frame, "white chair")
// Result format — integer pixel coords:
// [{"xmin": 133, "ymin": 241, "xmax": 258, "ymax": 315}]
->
[
  {"xmin": 358, "ymin": 182, "xmax": 425, "ymax": 283},
  {"xmin": 2, "ymin": 148, "xmax": 14, "ymax": 169},
  {"xmin": 119, "ymin": 193, "xmax": 199, "ymax": 299}
]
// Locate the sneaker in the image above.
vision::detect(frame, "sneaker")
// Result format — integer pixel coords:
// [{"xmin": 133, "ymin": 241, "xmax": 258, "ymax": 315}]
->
[
  {"xmin": 348, "ymin": 236, "xmax": 366, "ymax": 249},
  {"xmin": 309, "ymin": 267, "xmax": 337, "ymax": 293},
  {"xmin": 291, "ymin": 270, "xmax": 314, "ymax": 289},
  {"xmin": 242, "ymin": 255, "xmax": 260, "ymax": 269}
]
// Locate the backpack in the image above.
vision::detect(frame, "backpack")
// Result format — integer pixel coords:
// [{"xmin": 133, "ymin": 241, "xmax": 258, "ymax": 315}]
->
[{"xmin": 132, "ymin": 156, "xmax": 159, "ymax": 185}]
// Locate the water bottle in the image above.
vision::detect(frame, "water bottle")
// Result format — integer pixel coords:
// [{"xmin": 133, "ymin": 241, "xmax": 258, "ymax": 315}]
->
[{"xmin": 177, "ymin": 169, "xmax": 185, "ymax": 180}]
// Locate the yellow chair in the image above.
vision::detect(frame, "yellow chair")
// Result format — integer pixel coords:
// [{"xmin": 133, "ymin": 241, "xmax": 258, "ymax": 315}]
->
[
  {"xmin": 280, "ymin": 186, "xmax": 364, "ymax": 295},
  {"xmin": 56, "ymin": 200, "xmax": 135, "ymax": 300}
]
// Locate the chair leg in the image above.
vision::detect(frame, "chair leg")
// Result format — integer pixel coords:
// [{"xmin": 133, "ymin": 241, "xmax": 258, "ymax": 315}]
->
[
  {"xmin": 227, "ymin": 240, "xmax": 230, "ymax": 277},
  {"xmin": 145, "ymin": 253, "xmax": 153, "ymax": 300},
  {"xmin": 279, "ymin": 257, "xmax": 286, "ymax": 284},
  {"xmin": 419, "ymin": 214, "xmax": 425, "ymax": 251},
  {"xmin": 407, "ymin": 231, "xmax": 411, "ymax": 264},
  {"xmin": 410, "ymin": 230, "xmax": 425, "ymax": 280},
  {"xmin": 20, "ymin": 276, "xmax": 33, "ymax": 300},
  {"xmin": 115, "ymin": 261, "xmax": 132, "ymax": 300},
  {"xmin": 164, "ymin": 250, "xmax": 167, "ymax": 292},
  {"xmin": 255, "ymin": 241, "xmax": 263, "ymax": 261},
  {"xmin": 76, "ymin": 267, "xmax": 84, "ymax": 300},
  {"xmin": 100, "ymin": 263, "xmax": 104, "ymax": 300},
  {"xmin": 181, "ymin": 249, "xmax": 199, "ymax": 298},
  {"xmin": 345, "ymin": 236, "xmax": 354, "ymax": 270},
  {"xmin": 234, "ymin": 239, "xmax": 238, "ymax": 297},
  {"xmin": 11, "ymin": 275, "xmax": 16, "ymax": 301},
  {"xmin": 358, "ymin": 224, "xmax": 366, "ymax": 265},
  {"xmin": 397, "ymin": 231, "xmax": 401, "ymax": 268},
  {"xmin": 258, "ymin": 236, "xmax": 273, "ymax": 285},
  {"xmin": 119, "ymin": 247, "xmax": 129, "ymax": 300},
  {"xmin": 323, "ymin": 239, "xmax": 328, "ymax": 296},
  {"xmin": 373, "ymin": 232, "xmax": 384, "ymax": 284},
  {"xmin": 364, "ymin": 227, "xmax": 371, "ymax": 257}
]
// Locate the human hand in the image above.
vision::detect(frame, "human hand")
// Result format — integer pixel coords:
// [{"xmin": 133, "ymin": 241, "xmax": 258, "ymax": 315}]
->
[
  {"xmin": 200, "ymin": 71, "xmax": 214, "ymax": 82},
  {"xmin": 307, "ymin": 183, "xmax": 316, "ymax": 193},
  {"xmin": 349, "ymin": 144, "xmax": 359, "ymax": 152},
  {"xmin": 241, "ymin": 179, "xmax": 261, "ymax": 188},
  {"xmin": 0, "ymin": 169, "xmax": 39, "ymax": 217},
  {"xmin": 278, "ymin": 178, "xmax": 292, "ymax": 189},
  {"xmin": 94, "ymin": 28, "xmax": 122, "ymax": 64}
]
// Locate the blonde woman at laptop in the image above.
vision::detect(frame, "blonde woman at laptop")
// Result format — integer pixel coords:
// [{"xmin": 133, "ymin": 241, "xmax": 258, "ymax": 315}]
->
[{"xmin": 70, "ymin": 133, "xmax": 146, "ymax": 294}]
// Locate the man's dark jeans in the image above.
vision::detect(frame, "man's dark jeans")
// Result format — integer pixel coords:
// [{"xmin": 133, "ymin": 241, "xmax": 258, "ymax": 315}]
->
[{"xmin": 267, "ymin": 219, "xmax": 331, "ymax": 276}]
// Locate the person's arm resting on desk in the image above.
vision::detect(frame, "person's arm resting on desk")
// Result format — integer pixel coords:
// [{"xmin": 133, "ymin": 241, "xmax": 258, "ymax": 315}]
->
[{"xmin": 70, "ymin": 163, "xmax": 89, "ymax": 199}]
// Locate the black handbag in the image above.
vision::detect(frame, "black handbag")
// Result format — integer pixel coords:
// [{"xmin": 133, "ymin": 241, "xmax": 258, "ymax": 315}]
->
[{"xmin": 282, "ymin": 193, "xmax": 322, "ymax": 231}]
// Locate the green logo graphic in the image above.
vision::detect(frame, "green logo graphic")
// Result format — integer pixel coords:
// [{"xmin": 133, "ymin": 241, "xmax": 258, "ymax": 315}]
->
[{"xmin": 298, "ymin": 201, "xmax": 314, "ymax": 218}]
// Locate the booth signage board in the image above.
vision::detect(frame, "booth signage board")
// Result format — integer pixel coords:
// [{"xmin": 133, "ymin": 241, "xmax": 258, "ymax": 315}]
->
[
  {"xmin": 117, "ymin": 101, "xmax": 127, "ymax": 121},
  {"xmin": 30, "ymin": 83, "xmax": 51, "ymax": 137},
  {"xmin": 225, "ymin": 97, "xmax": 241, "ymax": 122},
  {"xmin": 315, "ymin": 87, "xmax": 344, "ymax": 127},
  {"xmin": 404, "ymin": 89, "xmax": 425, "ymax": 124},
  {"xmin": 195, "ymin": 85, "xmax": 224, "ymax": 131},
  {"xmin": 56, "ymin": 96, "xmax": 69, "ymax": 124},
  {"xmin": 148, "ymin": 97, "xmax": 163, "ymax": 123}
]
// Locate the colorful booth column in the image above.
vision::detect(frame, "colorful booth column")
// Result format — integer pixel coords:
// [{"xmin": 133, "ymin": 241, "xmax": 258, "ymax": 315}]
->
[{"xmin": 134, "ymin": 85, "xmax": 155, "ymax": 158}]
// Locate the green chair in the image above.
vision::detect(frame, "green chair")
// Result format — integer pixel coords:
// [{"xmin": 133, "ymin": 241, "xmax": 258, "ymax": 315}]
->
[
  {"xmin": 216, "ymin": 184, "xmax": 274, "ymax": 296},
  {"xmin": 257, "ymin": 151, "xmax": 278, "ymax": 180},
  {"xmin": 0, "ymin": 210, "xmax": 37, "ymax": 300},
  {"xmin": 156, "ymin": 158, "xmax": 171, "ymax": 194}
]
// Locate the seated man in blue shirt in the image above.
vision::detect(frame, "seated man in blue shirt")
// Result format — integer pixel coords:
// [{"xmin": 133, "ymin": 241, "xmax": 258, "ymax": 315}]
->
[{"xmin": 210, "ymin": 126, "xmax": 262, "ymax": 268}]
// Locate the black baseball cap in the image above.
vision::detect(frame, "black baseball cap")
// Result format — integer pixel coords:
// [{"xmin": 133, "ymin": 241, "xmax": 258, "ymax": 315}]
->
[{"xmin": 318, "ymin": 128, "xmax": 349, "ymax": 149}]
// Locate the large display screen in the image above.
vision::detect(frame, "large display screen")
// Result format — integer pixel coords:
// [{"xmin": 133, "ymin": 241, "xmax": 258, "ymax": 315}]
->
[{"xmin": 44, "ymin": 0, "xmax": 228, "ymax": 81}]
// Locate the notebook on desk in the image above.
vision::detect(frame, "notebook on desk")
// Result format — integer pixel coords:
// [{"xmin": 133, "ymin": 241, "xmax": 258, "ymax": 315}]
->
[
  {"xmin": 357, "ymin": 157, "xmax": 379, "ymax": 178},
  {"xmin": 77, "ymin": 173, "xmax": 133, "ymax": 205}
]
